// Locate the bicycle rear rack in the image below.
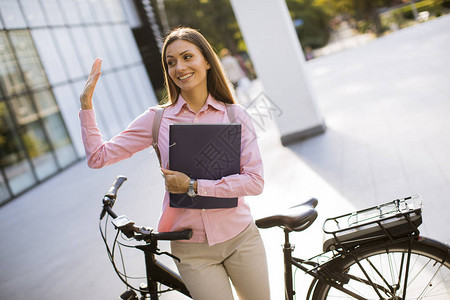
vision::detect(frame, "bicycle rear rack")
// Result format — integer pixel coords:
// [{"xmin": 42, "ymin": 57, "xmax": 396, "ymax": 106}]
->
[{"xmin": 322, "ymin": 195, "xmax": 423, "ymax": 252}]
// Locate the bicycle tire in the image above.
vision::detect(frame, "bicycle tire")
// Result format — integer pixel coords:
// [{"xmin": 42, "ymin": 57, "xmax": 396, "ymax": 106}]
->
[{"xmin": 311, "ymin": 236, "xmax": 450, "ymax": 299}]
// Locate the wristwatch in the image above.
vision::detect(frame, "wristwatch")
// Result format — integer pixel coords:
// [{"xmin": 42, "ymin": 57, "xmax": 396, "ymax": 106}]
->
[{"xmin": 187, "ymin": 179, "xmax": 197, "ymax": 197}]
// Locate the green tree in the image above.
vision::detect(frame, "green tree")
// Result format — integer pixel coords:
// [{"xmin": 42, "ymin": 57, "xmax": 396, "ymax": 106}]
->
[
  {"xmin": 163, "ymin": 0, "xmax": 242, "ymax": 53},
  {"xmin": 316, "ymin": 0, "xmax": 402, "ymax": 35},
  {"xmin": 286, "ymin": 0, "xmax": 331, "ymax": 49}
]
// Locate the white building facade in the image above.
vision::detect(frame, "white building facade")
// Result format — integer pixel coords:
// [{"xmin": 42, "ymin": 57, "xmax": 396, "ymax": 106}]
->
[{"xmin": 0, "ymin": 0, "xmax": 158, "ymax": 205}]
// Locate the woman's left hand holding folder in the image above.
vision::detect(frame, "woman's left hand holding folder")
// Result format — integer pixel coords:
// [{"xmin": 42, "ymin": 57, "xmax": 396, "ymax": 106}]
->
[{"xmin": 161, "ymin": 168, "xmax": 190, "ymax": 194}]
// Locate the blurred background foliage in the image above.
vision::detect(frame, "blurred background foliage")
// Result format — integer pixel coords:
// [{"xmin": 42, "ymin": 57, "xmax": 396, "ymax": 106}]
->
[
  {"xmin": 161, "ymin": 0, "xmax": 449, "ymax": 55},
  {"xmin": 163, "ymin": 0, "xmax": 242, "ymax": 53}
]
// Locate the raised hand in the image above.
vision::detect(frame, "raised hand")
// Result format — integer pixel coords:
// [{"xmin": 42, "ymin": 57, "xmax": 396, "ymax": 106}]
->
[{"xmin": 80, "ymin": 58, "xmax": 102, "ymax": 110}]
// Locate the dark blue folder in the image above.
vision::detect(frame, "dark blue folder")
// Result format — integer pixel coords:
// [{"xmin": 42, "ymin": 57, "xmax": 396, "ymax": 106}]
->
[{"xmin": 169, "ymin": 124, "xmax": 241, "ymax": 209}]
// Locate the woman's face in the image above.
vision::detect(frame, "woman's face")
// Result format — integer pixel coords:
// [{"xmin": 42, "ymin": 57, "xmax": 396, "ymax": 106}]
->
[{"xmin": 165, "ymin": 39, "xmax": 210, "ymax": 94}]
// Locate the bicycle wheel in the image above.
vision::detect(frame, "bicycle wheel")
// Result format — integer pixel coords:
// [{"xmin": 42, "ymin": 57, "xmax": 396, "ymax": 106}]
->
[{"xmin": 312, "ymin": 236, "xmax": 450, "ymax": 299}]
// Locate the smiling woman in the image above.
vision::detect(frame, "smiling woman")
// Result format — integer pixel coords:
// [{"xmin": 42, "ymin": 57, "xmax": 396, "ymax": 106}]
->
[{"xmin": 79, "ymin": 27, "xmax": 270, "ymax": 300}]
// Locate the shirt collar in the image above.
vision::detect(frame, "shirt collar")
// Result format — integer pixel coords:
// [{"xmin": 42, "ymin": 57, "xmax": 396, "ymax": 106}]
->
[
  {"xmin": 205, "ymin": 94, "xmax": 227, "ymax": 112},
  {"xmin": 171, "ymin": 95, "xmax": 187, "ymax": 115},
  {"xmin": 171, "ymin": 94, "xmax": 226, "ymax": 115}
]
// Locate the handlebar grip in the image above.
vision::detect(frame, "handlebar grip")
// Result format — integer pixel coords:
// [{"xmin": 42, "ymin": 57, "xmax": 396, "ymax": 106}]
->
[
  {"xmin": 105, "ymin": 175, "xmax": 127, "ymax": 199},
  {"xmin": 153, "ymin": 229, "xmax": 193, "ymax": 241}
]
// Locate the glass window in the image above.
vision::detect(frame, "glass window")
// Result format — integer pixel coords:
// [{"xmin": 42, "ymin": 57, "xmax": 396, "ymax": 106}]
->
[
  {"xmin": 55, "ymin": 82, "xmax": 85, "ymax": 157},
  {"xmin": 0, "ymin": 101, "xmax": 36, "ymax": 195},
  {"xmin": 115, "ymin": 25, "xmax": 130, "ymax": 65},
  {"xmin": 33, "ymin": 89, "xmax": 77, "ymax": 167},
  {"xmin": 23, "ymin": 122, "xmax": 58, "ymax": 180},
  {"xmin": 0, "ymin": 0, "xmax": 27, "ymax": 29},
  {"xmin": 0, "ymin": 172, "xmax": 10, "ymax": 204},
  {"xmin": 10, "ymin": 95, "xmax": 59, "ymax": 180},
  {"xmin": 103, "ymin": 72, "xmax": 130, "ymax": 126},
  {"xmin": 59, "ymin": 0, "xmax": 81, "ymax": 26},
  {"xmin": 41, "ymin": 110, "xmax": 77, "ymax": 168},
  {"xmin": 91, "ymin": 0, "xmax": 109, "ymax": 23},
  {"xmin": 40, "ymin": 0, "xmax": 65, "ymax": 26},
  {"xmin": 10, "ymin": 93, "xmax": 38, "ymax": 125},
  {"xmin": 70, "ymin": 27, "xmax": 95, "ymax": 72},
  {"xmin": 0, "ymin": 32, "xmax": 27, "ymax": 97},
  {"xmin": 76, "ymin": 0, "xmax": 95, "ymax": 25},
  {"xmin": 98, "ymin": 26, "xmax": 120, "ymax": 68},
  {"xmin": 117, "ymin": 24, "xmax": 141, "ymax": 64},
  {"xmin": 134, "ymin": 65, "xmax": 158, "ymax": 107},
  {"xmin": 120, "ymin": 0, "xmax": 141, "ymax": 28},
  {"xmin": 20, "ymin": 0, "xmax": 47, "ymax": 27},
  {"xmin": 0, "ymin": 28, "xmax": 79, "ymax": 200},
  {"xmin": 30, "ymin": 29, "xmax": 68, "ymax": 84},
  {"xmin": 104, "ymin": 0, "xmax": 125, "ymax": 22},
  {"xmin": 53, "ymin": 28, "xmax": 84, "ymax": 80},
  {"xmin": 110, "ymin": 25, "xmax": 128, "ymax": 68},
  {"xmin": 9, "ymin": 31, "xmax": 49, "ymax": 91},
  {"xmin": 33, "ymin": 89, "xmax": 57, "ymax": 118},
  {"xmin": 93, "ymin": 82, "xmax": 120, "ymax": 139},
  {"xmin": 116, "ymin": 69, "xmax": 141, "ymax": 117},
  {"xmin": 128, "ymin": 66, "xmax": 148, "ymax": 111},
  {"xmin": 86, "ymin": 26, "xmax": 112, "ymax": 71}
]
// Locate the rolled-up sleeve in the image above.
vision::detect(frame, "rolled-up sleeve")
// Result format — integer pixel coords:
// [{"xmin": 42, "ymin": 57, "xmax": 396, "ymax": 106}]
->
[
  {"xmin": 196, "ymin": 106, "xmax": 264, "ymax": 197},
  {"xmin": 79, "ymin": 108, "xmax": 155, "ymax": 168}
]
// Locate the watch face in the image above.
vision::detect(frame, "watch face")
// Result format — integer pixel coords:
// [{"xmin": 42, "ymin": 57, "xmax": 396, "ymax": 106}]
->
[
  {"xmin": 187, "ymin": 179, "xmax": 196, "ymax": 197},
  {"xmin": 187, "ymin": 185, "xmax": 196, "ymax": 197}
]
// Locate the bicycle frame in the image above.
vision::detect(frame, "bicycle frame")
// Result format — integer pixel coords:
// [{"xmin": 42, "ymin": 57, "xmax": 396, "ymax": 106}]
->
[{"xmin": 136, "ymin": 241, "xmax": 191, "ymax": 299}]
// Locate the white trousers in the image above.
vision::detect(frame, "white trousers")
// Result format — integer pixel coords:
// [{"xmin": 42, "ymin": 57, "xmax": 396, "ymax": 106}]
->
[{"xmin": 171, "ymin": 222, "xmax": 270, "ymax": 300}]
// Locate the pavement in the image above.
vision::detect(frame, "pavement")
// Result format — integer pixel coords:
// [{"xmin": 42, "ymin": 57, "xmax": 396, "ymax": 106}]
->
[{"xmin": 1, "ymin": 15, "xmax": 449, "ymax": 300}]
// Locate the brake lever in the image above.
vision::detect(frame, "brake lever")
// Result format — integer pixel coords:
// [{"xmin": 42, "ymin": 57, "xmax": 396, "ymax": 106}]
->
[
  {"xmin": 136, "ymin": 227, "xmax": 182, "ymax": 262},
  {"xmin": 155, "ymin": 250, "xmax": 181, "ymax": 263},
  {"xmin": 100, "ymin": 196, "xmax": 116, "ymax": 220}
]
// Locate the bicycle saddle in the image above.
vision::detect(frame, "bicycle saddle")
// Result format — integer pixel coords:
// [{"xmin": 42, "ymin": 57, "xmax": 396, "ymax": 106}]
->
[{"xmin": 255, "ymin": 198, "xmax": 318, "ymax": 232}]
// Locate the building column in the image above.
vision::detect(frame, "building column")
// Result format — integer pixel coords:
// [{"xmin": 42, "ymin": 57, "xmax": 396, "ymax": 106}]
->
[{"xmin": 230, "ymin": 0, "xmax": 326, "ymax": 145}]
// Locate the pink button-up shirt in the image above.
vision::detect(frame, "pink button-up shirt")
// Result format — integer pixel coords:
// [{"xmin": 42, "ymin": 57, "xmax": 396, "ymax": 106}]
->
[{"xmin": 79, "ymin": 95, "xmax": 264, "ymax": 246}]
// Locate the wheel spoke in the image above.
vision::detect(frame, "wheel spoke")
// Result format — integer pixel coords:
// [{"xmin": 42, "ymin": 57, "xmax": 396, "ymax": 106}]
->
[
  {"xmin": 406, "ymin": 256, "xmax": 430, "ymax": 291},
  {"xmin": 366, "ymin": 256, "xmax": 396, "ymax": 295},
  {"xmin": 417, "ymin": 263, "xmax": 446, "ymax": 299}
]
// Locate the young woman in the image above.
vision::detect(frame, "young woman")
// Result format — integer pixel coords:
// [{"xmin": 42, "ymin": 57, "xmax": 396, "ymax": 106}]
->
[{"xmin": 79, "ymin": 27, "xmax": 270, "ymax": 300}]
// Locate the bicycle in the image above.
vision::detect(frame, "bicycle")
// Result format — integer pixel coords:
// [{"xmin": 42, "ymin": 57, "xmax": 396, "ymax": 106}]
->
[{"xmin": 100, "ymin": 175, "xmax": 450, "ymax": 299}]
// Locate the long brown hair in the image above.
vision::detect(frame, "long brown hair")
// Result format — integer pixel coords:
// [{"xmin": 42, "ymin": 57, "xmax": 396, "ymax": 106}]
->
[{"xmin": 161, "ymin": 27, "xmax": 235, "ymax": 105}]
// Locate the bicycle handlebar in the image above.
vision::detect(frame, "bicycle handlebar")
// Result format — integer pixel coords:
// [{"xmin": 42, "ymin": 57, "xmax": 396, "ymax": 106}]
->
[
  {"xmin": 132, "ymin": 226, "xmax": 193, "ymax": 241},
  {"xmin": 101, "ymin": 175, "xmax": 193, "ymax": 241},
  {"xmin": 105, "ymin": 175, "xmax": 127, "ymax": 199},
  {"xmin": 150, "ymin": 229, "xmax": 193, "ymax": 241}
]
